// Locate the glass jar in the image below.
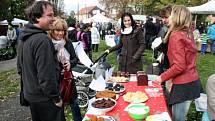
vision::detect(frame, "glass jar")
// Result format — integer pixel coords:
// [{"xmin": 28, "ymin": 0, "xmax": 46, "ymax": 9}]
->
[{"xmin": 137, "ymin": 71, "xmax": 148, "ymax": 86}]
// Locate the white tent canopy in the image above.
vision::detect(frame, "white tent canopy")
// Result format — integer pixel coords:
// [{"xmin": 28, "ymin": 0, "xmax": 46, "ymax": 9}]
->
[
  {"xmin": 83, "ymin": 13, "xmax": 113, "ymax": 23},
  {"xmin": 0, "ymin": 18, "xmax": 28, "ymax": 25},
  {"xmin": 188, "ymin": 0, "xmax": 215, "ymax": 14}
]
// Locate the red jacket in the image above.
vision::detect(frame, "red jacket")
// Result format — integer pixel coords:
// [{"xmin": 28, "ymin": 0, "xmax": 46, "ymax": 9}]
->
[{"xmin": 161, "ymin": 31, "xmax": 199, "ymax": 84}]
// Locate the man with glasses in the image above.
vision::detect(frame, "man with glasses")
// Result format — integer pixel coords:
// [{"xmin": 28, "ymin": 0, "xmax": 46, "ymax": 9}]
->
[{"xmin": 17, "ymin": 1, "xmax": 64, "ymax": 121}]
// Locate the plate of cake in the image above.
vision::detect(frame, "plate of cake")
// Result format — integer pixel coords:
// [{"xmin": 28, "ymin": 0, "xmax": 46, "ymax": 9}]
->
[{"xmin": 123, "ymin": 91, "xmax": 148, "ymax": 103}]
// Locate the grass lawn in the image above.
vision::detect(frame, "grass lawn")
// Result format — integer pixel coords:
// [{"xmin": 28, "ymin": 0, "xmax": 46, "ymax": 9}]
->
[
  {"xmin": 0, "ymin": 69, "xmax": 19, "ymax": 101},
  {"xmin": 0, "ymin": 40, "xmax": 214, "ymax": 121}
]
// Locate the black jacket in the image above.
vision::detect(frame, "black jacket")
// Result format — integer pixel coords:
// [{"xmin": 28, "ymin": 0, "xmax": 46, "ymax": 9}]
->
[{"xmin": 17, "ymin": 24, "xmax": 61, "ymax": 103}]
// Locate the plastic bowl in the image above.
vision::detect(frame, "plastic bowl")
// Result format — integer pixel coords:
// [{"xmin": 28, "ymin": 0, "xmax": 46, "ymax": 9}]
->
[
  {"xmin": 91, "ymin": 98, "xmax": 117, "ymax": 113},
  {"xmin": 128, "ymin": 104, "xmax": 150, "ymax": 120}
]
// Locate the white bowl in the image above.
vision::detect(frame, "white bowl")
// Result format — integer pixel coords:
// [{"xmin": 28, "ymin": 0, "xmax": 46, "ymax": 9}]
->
[{"xmin": 91, "ymin": 98, "xmax": 117, "ymax": 113}]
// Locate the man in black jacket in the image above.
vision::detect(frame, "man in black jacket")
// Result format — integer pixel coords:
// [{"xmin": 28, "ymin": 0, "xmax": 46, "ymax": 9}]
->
[{"xmin": 17, "ymin": 1, "xmax": 64, "ymax": 121}]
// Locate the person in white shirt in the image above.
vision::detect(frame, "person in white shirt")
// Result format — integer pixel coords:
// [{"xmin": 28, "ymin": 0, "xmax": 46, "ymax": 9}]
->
[
  {"xmin": 91, "ymin": 23, "xmax": 100, "ymax": 52},
  {"xmin": 7, "ymin": 25, "xmax": 17, "ymax": 55}
]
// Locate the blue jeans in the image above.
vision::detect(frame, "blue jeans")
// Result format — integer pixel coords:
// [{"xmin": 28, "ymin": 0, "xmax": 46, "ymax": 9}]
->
[
  {"xmin": 201, "ymin": 44, "xmax": 207, "ymax": 54},
  {"xmin": 210, "ymin": 40, "xmax": 215, "ymax": 54},
  {"xmin": 172, "ymin": 100, "xmax": 192, "ymax": 121},
  {"xmin": 70, "ymin": 99, "xmax": 82, "ymax": 121}
]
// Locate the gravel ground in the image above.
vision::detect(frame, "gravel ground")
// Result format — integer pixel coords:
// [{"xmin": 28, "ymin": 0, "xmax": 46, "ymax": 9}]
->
[
  {"xmin": 0, "ymin": 58, "xmax": 32, "ymax": 121},
  {"xmin": 0, "ymin": 93, "xmax": 31, "ymax": 121}
]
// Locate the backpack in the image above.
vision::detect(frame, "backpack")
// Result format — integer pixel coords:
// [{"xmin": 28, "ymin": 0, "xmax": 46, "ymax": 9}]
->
[{"xmin": 76, "ymin": 31, "xmax": 87, "ymax": 49}]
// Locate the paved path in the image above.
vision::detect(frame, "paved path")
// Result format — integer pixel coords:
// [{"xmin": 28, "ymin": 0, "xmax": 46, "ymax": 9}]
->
[
  {"xmin": 0, "ymin": 58, "xmax": 31, "ymax": 121},
  {"xmin": 0, "ymin": 57, "xmax": 17, "ymax": 72},
  {"xmin": 0, "ymin": 93, "xmax": 31, "ymax": 121}
]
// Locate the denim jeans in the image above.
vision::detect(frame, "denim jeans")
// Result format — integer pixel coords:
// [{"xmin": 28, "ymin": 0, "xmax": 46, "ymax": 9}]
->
[
  {"xmin": 70, "ymin": 99, "xmax": 83, "ymax": 121},
  {"xmin": 201, "ymin": 44, "xmax": 207, "ymax": 54},
  {"xmin": 210, "ymin": 40, "xmax": 215, "ymax": 54},
  {"xmin": 172, "ymin": 100, "xmax": 192, "ymax": 121}
]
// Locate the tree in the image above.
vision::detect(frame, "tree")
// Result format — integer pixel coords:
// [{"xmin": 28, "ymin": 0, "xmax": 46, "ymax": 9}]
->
[
  {"xmin": 98, "ymin": 0, "xmax": 133, "ymax": 19},
  {"xmin": 0, "ymin": 0, "xmax": 10, "ymax": 21},
  {"xmin": 0, "ymin": 0, "xmax": 35, "ymax": 23},
  {"xmin": 66, "ymin": 15, "xmax": 76, "ymax": 27},
  {"xmin": 0, "ymin": 0, "xmax": 64, "ymax": 23},
  {"xmin": 98, "ymin": 0, "xmax": 207, "ymax": 18},
  {"xmin": 49, "ymin": 0, "xmax": 64, "ymax": 16}
]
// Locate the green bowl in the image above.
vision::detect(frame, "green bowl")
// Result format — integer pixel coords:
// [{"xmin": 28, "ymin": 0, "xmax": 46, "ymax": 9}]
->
[{"xmin": 128, "ymin": 104, "xmax": 150, "ymax": 120}]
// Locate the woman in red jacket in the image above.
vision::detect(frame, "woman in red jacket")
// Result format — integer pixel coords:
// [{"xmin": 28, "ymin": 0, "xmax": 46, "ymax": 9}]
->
[{"xmin": 155, "ymin": 5, "xmax": 201, "ymax": 121}]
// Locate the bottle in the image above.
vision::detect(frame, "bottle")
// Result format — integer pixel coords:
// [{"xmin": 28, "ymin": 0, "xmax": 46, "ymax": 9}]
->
[{"xmin": 137, "ymin": 71, "xmax": 148, "ymax": 86}]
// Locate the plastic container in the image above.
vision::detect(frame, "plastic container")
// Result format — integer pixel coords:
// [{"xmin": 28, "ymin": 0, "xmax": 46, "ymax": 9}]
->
[{"xmin": 128, "ymin": 104, "xmax": 150, "ymax": 120}]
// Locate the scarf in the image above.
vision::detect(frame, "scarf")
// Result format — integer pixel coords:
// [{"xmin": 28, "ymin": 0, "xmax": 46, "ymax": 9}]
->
[
  {"xmin": 121, "ymin": 26, "xmax": 133, "ymax": 34},
  {"xmin": 52, "ymin": 39, "xmax": 70, "ymax": 64}
]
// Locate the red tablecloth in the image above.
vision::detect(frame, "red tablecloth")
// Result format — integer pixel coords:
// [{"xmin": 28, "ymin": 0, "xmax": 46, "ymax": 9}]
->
[{"xmin": 105, "ymin": 81, "xmax": 170, "ymax": 121}]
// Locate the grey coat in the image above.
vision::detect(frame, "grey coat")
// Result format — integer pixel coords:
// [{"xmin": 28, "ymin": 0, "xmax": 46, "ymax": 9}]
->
[
  {"xmin": 109, "ymin": 28, "xmax": 145, "ymax": 73},
  {"xmin": 206, "ymin": 74, "xmax": 215, "ymax": 120}
]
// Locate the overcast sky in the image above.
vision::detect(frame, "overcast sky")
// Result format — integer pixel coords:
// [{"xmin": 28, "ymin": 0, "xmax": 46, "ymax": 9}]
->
[{"xmin": 64, "ymin": 0, "xmax": 99, "ymax": 14}]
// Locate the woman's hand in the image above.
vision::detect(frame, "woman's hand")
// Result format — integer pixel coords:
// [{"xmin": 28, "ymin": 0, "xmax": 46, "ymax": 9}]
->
[
  {"xmin": 155, "ymin": 76, "xmax": 162, "ymax": 85},
  {"xmin": 63, "ymin": 61, "xmax": 71, "ymax": 71},
  {"xmin": 55, "ymin": 99, "xmax": 63, "ymax": 107}
]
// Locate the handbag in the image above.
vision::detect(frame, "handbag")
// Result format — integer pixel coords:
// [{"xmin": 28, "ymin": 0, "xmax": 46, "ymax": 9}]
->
[
  {"xmin": 60, "ymin": 70, "xmax": 73, "ymax": 104},
  {"xmin": 195, "ymin": 93, "xmax": 207, "ymax": 112}
]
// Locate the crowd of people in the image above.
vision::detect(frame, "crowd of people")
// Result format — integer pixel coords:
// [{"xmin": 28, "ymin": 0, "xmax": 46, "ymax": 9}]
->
[{"xmin": 15, "ymin": 1, "xmax": 215, "ymax": 121}]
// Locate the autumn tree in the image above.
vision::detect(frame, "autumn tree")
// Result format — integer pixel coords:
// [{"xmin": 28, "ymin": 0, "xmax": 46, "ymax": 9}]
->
[
  {"xmin": 98, "ymin": 0, "xmax": 207, "ymax": 18},
  {"xmin": 0, "ymin": 0, "xmax": 64, "ymax": 23}
]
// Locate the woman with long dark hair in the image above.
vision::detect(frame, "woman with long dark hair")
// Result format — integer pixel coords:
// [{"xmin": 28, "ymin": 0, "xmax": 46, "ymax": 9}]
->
[{"xmin": 106, "ymin": 12, "xmax": 145, "ymax": 73}]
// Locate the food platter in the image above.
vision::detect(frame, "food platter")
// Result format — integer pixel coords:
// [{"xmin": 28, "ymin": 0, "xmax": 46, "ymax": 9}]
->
[
  {"xmin": 114, "ymin": 87, "xmax": 125, "ymax": 94},
  {"xmin": 83, "ymin": 115, "xmax": 115, "ymax": 121},
  {"xmin": 123, "ymin": 91, "xmax": 148, "ymax": 103},
  {"xmin": 105, "ymin": 83, "xmax": 126, "ymax": 94},
  {"xmin": 91, "ymin": 98, "xmax": 117, "ymax": 113},
  {"xmin": 106, "ymin": 76, "xmax": 129, "ymax": 83}
]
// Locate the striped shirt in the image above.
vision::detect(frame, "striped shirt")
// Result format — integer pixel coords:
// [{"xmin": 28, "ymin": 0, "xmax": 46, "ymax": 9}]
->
[{"xmin": 201, "ymin": 33, "xmax": 208, "ymax": 44}]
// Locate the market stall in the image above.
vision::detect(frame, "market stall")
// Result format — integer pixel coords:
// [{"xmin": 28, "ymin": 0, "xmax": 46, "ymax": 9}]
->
[
  {"xmin": 83, "ymin": 13, "xmax": 113, "ymax": 23},
  {"xmin": 83, "ymin": 74, "xmax": 171, "ymax": 121},
  {"xmin": 187, "ymin": 0, "xmax": 215, "ymax": 14},
  {"xmin": 0, "ymin": 18, "xmax": 28, "ymax": 25}
]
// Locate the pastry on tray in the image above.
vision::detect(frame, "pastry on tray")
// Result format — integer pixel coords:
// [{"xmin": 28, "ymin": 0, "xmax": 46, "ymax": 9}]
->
[
  {"xmin": 95, "ymin": 90, "xmax": 116, "ymax": 100},
  {"xmin": 105, "ymin": 83, "xmax": 125, "ymax": 93},
  {"xmin": 106, "ymin": 76, "xmax": 129, "ymax": 83},
  {"xmin": 85, "ymin": 115, "xmax": 104, "ymax": 121},
  {"xmin": 123, "ymin": 91, "xmax": 148, "ymax": 103}
]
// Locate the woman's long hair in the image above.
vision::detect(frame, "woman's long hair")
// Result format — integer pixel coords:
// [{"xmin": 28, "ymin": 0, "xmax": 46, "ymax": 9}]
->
[
  {"xmin": 49, "ymin": 18, "xmax": 68, "ymax": 41},
  {"xmin": 120, "ymin": 12, "xmax": 136, "ymax": 31},
  {"xmin": 164, "ymin": 5, "xmax": 193, "ymax": 43}
]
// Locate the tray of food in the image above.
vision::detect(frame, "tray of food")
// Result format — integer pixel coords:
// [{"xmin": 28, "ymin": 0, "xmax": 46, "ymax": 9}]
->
[
  {"xmin": 105, "ymin": 83, "xmax": 125, "ymax": 94},
  {"xmin": 91, "ymin": 98, "xmax": 117, "ymax": 113},
  {"xmin": 83, "ymin": 114, "xmax": 115, "ymax": 121},
  {"xmin": 95, "ymin": 90, "xmax": 117, "ymax": 100},
  {"xmin": 106, "ymin": 76, "xmax": 129, "ymax": 83},
  {"xmin": 123, "ymin": 91, "xmax": 148, "ymax": 103}
]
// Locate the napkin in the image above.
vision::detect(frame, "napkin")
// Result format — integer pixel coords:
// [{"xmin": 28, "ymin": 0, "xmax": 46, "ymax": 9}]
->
[
  {"xmin": 105, "ymin": 67, "xmax": 114, "ymax": 80},
  {"xmin": 146, "ymin": 112, "xmax": 172, "ymax": 121},
  {"xmin": 89, "ymin": 75, "xmax": 106, "ymax": 91}
]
